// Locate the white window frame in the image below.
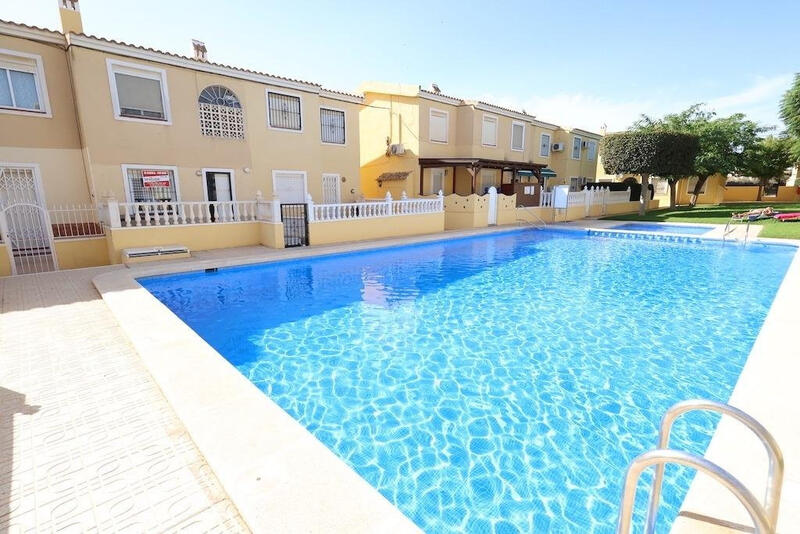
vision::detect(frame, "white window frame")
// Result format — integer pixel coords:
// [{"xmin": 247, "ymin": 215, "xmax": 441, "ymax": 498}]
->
[
  {"xmin": 0, "ymin": 49, "xmax": 51, "ymax": 117},
  {"xmin": 586, "ymin": 140, "xmax": 597, "ymax": 161},
  {"xmin": 481, "ymin": 114, "xmax": 498, "ymax": 147},
  {"xmin": 272, "ymin": 169, "xmax": 308, "ymax": 199},
  {"xmin": 429, "ymin": 108, "xmax": 449, "ymax": 144},
  {"xmin": 200, "ymin": 167, "xmax": 237, "ymax": 202},
  {"xmin": 510, "ymin": 120, "xmax": 525, "ymax": 152},
  {"xmin": 107, "ymin": 59, "xmax": 171, "ymax": 125},
  {"xmin": 120, "ymin": 164, "xmax": 181, "ymax": 202},
  {"xmin": 571, "ymin": 136, "xmax": 583, "ymax": 160},
  {"xmin": 319, "ymin": 106, "xmax": 346, "ymax": 146},
  {"xmin": 430, "ymin": 168, "xmax": 445, "ymax": 195},
  {"xmin": 540, "ymin": 133, "xmax": 551, "ymax": 157},
  {"xmin": 266, "ymin": 89, "xmax": 304, "ymax": 133}
]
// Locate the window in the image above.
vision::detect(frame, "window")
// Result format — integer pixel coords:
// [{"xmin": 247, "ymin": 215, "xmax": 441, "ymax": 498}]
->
[
  {"xmin": 570, "ymin": 176, "xmax": 586, "ymax": 191},
  {"xmin": 0, "ymin": 49, "xmax": 49, "ymax": 115},
  {"xmin": 540, "ymin": 133, "xmax": 551, "ymax": 157},
  {"xmin": 320, "ymin": 107, "xmax": 345, "ymax": 144},
  {"xmin": 430, "ymin": 168, "xmax": 444, "ymax": 194},
  {"xmin": 481, "ymin": 115, "xmax": 498, "ymax": 147},
  {"xmin": 511, "ymin": 121, "xmax": 525, "ymax": 151},
  {"xmin": 429, "ymin": 108, "xmax": 448, "ymax": 143},
  {"xmin": 123, "ymin": 166, "xmax": 179, "ymax": 202},
  {"xmin": 480, "ymin": 170, "xmax": 495, "ymax": 193},
  {"xmin": 586, "ymin": 140, "xmax": 597, "ymax": 161},
  {"xmin": 107, "ymin": 60, "xmax": 170, "ymax": 122},
  {"xmin": 267, "ymin": 91, "xmax": 302, "ymax": 131},
  {"xmin": 198, "ymin": 85, "xmax": 244, "ymax": 139},
  {"xmin": 571, "ymin": 136, "xmax": 582, "ymax": 160}
]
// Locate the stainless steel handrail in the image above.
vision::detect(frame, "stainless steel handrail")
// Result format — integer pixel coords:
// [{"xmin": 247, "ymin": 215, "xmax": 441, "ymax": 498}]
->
[
  {"xmin": 516, "ymin": 205, "xmax": 546, "ymax": 229},
  {"xmin": 616, "ymin": 449, "xmax": 772, "ymax": 533},
  {"xmin": 645, "ymin": 399, "xmax": 783, "ymax": 533}
]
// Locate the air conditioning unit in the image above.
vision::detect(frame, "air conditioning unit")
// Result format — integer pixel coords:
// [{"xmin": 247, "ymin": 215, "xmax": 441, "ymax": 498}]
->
[
  {"xmin": 389, "ymin": 143, "xmax": 405, "ymax": 156},
  {"xmin": 551, "ymin": 143, "xmax": 564, "ymax": 152}
]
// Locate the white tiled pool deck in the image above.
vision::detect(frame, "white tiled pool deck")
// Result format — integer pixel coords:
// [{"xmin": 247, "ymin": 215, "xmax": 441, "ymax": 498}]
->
[
  {"xmin": 1, "ymin": 223, "xmax": 798, "ymax": 533},
  {"xmin": 0, "ymin": 267, "xmax": 247, "ymax": 533}
]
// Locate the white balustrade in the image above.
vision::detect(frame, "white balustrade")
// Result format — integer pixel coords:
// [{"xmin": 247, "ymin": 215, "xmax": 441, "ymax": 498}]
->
[
  {"xmin": 313, "ymin": 191, "xmax": 444, "ymax": 222},
  {"xmin": 539, "ymin": 191, "xmax": 554, "ymax": 207},
  {"xmin": 115, "ymin": 200, "xmax": 258, "ymax": 227}
]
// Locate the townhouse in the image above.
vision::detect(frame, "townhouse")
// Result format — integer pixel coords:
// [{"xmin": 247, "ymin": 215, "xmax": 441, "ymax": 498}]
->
[{"xmin": 358, "ymin": 82, "xmax": 602, "ymax": 201}]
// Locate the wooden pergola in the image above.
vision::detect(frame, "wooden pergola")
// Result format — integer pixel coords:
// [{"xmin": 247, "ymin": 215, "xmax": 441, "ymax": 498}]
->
[{"xmin": 418, "ymin": 157, "xmax": 546, "ymax": 195}]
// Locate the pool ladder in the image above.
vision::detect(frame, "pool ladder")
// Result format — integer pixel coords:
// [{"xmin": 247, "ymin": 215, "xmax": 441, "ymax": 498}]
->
[
  {"xmin": 616, "ymin": 399, "xmax": 783, "ymax": 533},
  {"xmin": 516, "ymin": 206, "xmax": 547, "ymax": 229},
  {"xmin": 723, "ymin": 217, "xmax": 751, "ymax": 245}
]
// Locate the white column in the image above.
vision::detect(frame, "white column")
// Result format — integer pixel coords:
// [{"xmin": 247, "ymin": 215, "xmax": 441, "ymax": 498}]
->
[
  {"xmin": 306, "ymin": 193, "xmax": 316, "ymax": 222},
  {"xmin": 385, "ymin": 191, "xmax": 392, "ymax": 217},
  {"xmin": 103, "ymin": 194, "xmax": 121, "ymax": 228}
]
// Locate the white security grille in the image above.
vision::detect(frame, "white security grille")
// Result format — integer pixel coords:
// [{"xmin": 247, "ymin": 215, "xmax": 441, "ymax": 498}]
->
[
  {"xmin": 0, "ymin": 166, "xmax": 57, "ymax": 274},
  {"xmin": 126, "ymin": 168, "xmax": 178, "ymax": 202},
  {"xmin": 321, "ymin": 174, "xmax": 340, "ymax": 204},
  {"xmin": 198, "ymin": 86, "xmax": 245, "ymax": 139}
]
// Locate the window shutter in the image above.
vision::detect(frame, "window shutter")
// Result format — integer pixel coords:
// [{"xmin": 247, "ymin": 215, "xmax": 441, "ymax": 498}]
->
[
  {"xmin": 430, "ymin": 110, "xmax": 448, "ymax": 143},
  {"xmin": 511, "ymin": 123, "xmax": 524, "ymax": 150},
  {"xmin": 115, "ymin": 73, "xmax": 164, "ymax": 117},
  {"xmin": 482, "ymin": 116, "xmax": 497, "ymax": 146}
]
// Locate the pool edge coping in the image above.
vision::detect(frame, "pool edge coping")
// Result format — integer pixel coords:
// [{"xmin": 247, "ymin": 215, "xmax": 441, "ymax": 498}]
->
[{"xmin": 93, "ymin": 224, "xmax": 800, "ymax": 532}]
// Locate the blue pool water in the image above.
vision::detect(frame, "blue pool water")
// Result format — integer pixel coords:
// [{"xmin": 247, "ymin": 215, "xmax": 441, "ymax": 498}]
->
[
  {"xmin": 612, "ymin": 223, "xmax": 712, "ymax": 235},
  {"xmin": 140, "ymin": 229, "xmax": 795, "ymax": 533}
]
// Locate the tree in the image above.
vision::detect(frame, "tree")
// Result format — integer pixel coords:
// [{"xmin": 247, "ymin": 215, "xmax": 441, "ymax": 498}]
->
[
  {"xmin": 601, "ymin": 132, "xmax": 698, "ymax": 215},
  {"xmin": 779, "ymin": 73, "xmax": 800, "ymax": 163},
  {"xmin": 632, "ymin": 105, "xmax": 764, "ymax": 206},
  {"xmin": 741, "ymin": 136, "xmax": 793, "ymax": 200}
]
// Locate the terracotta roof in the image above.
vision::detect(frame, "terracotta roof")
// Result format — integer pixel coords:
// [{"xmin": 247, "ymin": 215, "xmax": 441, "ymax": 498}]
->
[
  {"xmin": 476, "ymin": 101, "xmax": 534, "ymax": 119},
  {"xmin": 376, "ymin": 171, "xmax": 411, "ymax": 182},
  {"xmin": 71, "ymin": 31, "xmax": 321, "ymax": 87},
  {"xmin": 0, "ymin": 19, "xmax": 64, "ymax": 37},
  {"xmin": 419, "ymin": 88, "xmax": 464, "ymax": 103},
  {"xmin": 320, "ymin": 88, "xmax": 363, "ymax": 100}
]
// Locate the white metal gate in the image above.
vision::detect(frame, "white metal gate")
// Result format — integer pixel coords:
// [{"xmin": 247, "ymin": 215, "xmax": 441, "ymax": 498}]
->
[
  {"xmin": 0, "ymin": 166, "xmax": 57, "ymax": 274},
  {"xmin": 321, "ymin": 173, "xmax": 341, "ymax": 204}
]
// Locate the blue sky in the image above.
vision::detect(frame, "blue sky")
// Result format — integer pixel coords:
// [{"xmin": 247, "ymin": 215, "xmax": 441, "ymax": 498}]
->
[{"xmin": 6, "ymin": 0, "xmax": 799, "ymax": 131}]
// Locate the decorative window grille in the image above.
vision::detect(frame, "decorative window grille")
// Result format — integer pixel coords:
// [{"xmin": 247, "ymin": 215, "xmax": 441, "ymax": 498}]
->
[
  {"xmin": 198, "ymin": 85, "xmax": 244, "ymax": 139},
  {"xmin": 540, "ymin": 133, "xmax": 551, "ymax": 157},
  {"xmin": 126, "ymin": 168, "xmax": 178, "ymax": 202},
  {"xmin": 268, "ymin": 91, "xmax": 301, "ymax": 130},
  {"xmin": 320, "ymin": 108, "xmax": 345, "ymax": 144}
]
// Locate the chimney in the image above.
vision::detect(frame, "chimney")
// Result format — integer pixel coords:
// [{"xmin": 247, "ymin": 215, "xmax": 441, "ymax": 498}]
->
[
  {"xmin": 192, "ymin": 40, "xmax": 208, "ymax": 62},
  {"xmin": 58, "ymin": 0, "xmax": 83, "ymax": 34}
]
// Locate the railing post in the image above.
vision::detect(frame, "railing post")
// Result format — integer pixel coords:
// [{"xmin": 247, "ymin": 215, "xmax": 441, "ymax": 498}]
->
[
  {"xmin": 306, "ymin": 193, "xmax": 316, "ymax": 222},
  {"xmin": 385, "ymin": 191, "xmax": 392, "ymax": 216},
  {"xmin": 438, "ymin": 190, "xmax": 444, "ymax": 211},
  {"xmin": 102, "ymin": 193, "xmax": 120, "ymax": 228},
  {"xmin": 256, "ymin": 190, "xmax": 268, "ymax": 221}
]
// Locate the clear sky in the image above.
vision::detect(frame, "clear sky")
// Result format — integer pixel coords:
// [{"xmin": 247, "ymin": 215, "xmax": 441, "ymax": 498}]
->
[{"xmin": 5, "ymin": 0, "xmax": 799, "ymax": 132}]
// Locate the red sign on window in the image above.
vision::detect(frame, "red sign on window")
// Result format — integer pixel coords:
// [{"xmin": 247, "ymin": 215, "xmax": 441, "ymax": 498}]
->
[{"xmin": 142, "ymin": 170, "xmax": 171, "ymax": 187}]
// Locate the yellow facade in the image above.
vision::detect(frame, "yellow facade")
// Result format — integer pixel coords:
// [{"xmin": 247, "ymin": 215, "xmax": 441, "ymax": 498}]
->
[
  {"xmin": 308, "ymin": 213, "xmax": 444, "ymax": 245},
  {"xmin": 358, "ymin": 83, "xmax": 601, "ymax": 199}
]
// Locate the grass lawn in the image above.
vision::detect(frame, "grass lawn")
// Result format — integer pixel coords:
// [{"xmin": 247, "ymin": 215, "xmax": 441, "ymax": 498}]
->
[{"xmin": 603, "ymin": 203, "xmax": 800, "ymax": 239}]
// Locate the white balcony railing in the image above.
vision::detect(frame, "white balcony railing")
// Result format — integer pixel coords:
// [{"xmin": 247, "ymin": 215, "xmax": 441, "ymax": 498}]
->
[
  {"xmin": 48, "ymin": 204, "xmax": 105, "ymax": 238},
  {"xmin": 115, "ymin": 200, "xmax": 259, "ymax": 227}
]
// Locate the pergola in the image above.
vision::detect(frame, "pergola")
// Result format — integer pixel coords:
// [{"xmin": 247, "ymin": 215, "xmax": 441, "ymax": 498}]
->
[{"xmin": 418, "ymin": 158, "xmax": 546, "ymax": 195}]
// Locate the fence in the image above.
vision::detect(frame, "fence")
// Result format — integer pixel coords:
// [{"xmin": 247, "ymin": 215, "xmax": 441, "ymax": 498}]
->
[
  {"xmin": 48, "ymin": 204, "xmax": 105, "ymax": 238},
  {"xmin": 310, "ymin": 191, "xmax": 444, "ymax": 222},
  {"xmin": 538, "ymin": 186, "xmax": 632, "ymax": 213}
]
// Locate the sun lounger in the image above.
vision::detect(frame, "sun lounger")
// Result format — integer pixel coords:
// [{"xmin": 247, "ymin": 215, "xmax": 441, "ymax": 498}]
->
[{"xmin": 774, "ymin": 212, "xmax": 800, "ymax": 222}]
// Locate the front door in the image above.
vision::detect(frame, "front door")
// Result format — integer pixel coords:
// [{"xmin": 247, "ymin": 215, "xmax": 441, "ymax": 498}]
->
[
  {"xmin": 273, "ymin": 171, "xmax": 306, "ymax": 203},
  {"xmin": 205, "ymin": 171, "xmax": 233, "ymax": 221}
]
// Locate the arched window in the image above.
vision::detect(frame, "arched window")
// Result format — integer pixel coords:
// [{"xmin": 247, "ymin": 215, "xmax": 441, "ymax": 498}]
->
[{"xmin": 198, "ymin": 85, "xmax": 244, "ymax": 139}]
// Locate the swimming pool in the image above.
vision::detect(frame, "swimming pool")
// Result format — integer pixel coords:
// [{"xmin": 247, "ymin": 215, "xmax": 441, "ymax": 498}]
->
[
  {"xmin": 612, "ymin": 223, "xmax": 713, "ymax": 235},
  {"xmin": 140, "ymin": 229, "xmax": 795, "ymax": 533}
]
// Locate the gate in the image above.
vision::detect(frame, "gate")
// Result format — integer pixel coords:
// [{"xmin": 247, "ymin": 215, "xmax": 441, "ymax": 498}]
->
[
  {"xmin": 0, "ymin": 166, "xmax": 58, "ymax": 275},
  {"xmin": 280, "ymin": 203, "xmax": 308, "ymax": 247}
]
